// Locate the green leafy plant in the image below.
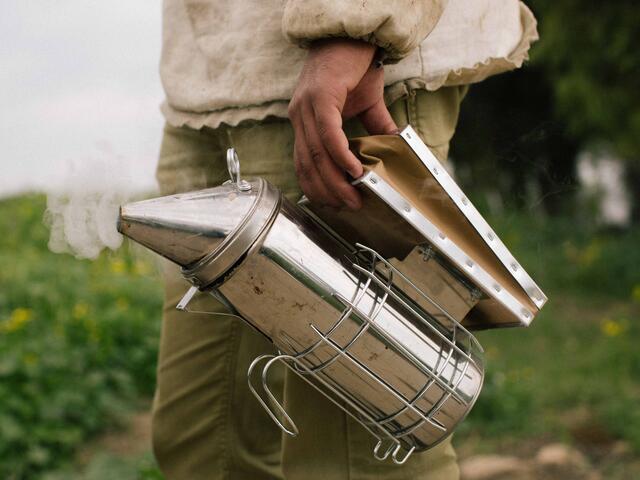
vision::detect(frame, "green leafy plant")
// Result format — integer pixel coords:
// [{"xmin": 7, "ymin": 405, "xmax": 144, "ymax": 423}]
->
[{"xmin": 0, "ymin": 195, "xmax": 162, "ymax": 478}]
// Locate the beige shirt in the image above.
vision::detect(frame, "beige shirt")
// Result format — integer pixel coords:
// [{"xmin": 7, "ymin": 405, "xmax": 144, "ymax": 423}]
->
[{"xmin": 160, "ymin": 0, "xmax": 538, "ymax": 130}]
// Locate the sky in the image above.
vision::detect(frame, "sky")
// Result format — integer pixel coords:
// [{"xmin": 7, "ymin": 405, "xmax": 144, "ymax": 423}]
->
[{"xmin": 0, "ymin": 1, "xmax": 164, "ymax": 196}]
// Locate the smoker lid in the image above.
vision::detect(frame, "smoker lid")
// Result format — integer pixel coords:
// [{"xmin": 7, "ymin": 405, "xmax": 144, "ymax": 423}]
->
[
  {"xmin": 299, "ymin": 126, "xmax": 547, "ymax": 329},
  {"xmin": 182, "ymin": 178, "xmax": 280, "ymax": 288},
  {"xmin": 118, "ymin": 177, "xmax": 280, "ymax": 288}
]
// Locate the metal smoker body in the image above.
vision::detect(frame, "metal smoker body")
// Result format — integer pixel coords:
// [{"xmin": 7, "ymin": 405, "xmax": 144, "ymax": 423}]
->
[
  {"xmin": 118, "ymin": 126, "xmax": 545, "ymax": 464},
  {"xmin": 218, "ymin": 191, "xmax": 484, "ymax": 460}
]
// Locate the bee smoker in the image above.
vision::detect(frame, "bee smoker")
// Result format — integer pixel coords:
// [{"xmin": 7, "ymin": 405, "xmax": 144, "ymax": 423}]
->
[{"xmin": 118, "ymin": 126, "xmax": 546, "ymax": 464}]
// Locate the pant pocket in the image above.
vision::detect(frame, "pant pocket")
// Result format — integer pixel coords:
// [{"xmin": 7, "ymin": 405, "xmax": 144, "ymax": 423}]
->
[{"xmin": 406, "ymin": 86, "xmax": 466, "ymax": 150}]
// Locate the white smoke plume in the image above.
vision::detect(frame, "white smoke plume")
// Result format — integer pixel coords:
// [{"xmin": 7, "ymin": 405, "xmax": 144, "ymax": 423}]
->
[{"xmin": 44, "ymin": 158, "xmax": 150, "ymax": 259}]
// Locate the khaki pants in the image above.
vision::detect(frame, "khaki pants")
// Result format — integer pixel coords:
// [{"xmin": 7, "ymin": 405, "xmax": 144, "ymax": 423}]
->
[{"xmin": 152, "ymin": 85, "xmax": 467, "ymax": 480}]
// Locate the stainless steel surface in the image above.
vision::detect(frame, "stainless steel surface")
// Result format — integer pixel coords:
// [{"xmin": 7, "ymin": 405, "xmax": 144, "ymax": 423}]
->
[
  {"xmin": 214, "ymin": 199, "xmax": 483, "ymax": 460},
  {"xmin": 297, "ymin": 195, "xmax": 482, "ymax": 326},
  {"xmin": 388, "ymin": 245, "xmax": 482, "ymax": 326},
  {"xmin": 181, "ymin": 178, "xmax": 280, "ymax": 288},
  {"xmin": 355, "ymin": 170, "xmax": 536, "ymax": 325},
  {"xmin": 117, "ymin": 183, "xmax": 258, "ymax": 267},
  {"xmin": 299, "ymin": 127, "xmax": 547, "ymax": 328},
  {"xmin": 118, "ymin": 175, "xmax": 280, "ymax": 288},
  {"xmin": 226, "ymin": 147, "xmax": 252, "ymax": 192},
  {"xmin": 119, "ymin": 141, "xmax": 489, "ymax": 464},
  {"xmin": 176, "ymin": 285, "xmax": 199, "ymax": 311},
  {"xmin": 398, "ymin": 125, "xmax": 548, "ymax": 311}
]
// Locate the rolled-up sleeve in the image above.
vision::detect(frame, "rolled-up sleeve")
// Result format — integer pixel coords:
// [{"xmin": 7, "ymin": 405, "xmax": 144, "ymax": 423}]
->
[{"xmin": 282, "ymin": 0, "xmax": 448, "ymax": 61}]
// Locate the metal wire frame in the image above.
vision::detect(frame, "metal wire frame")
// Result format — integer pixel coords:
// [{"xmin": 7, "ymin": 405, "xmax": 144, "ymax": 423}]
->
[
  {"xmin": 246, "ymin": 243, "xmax": 483, "ymax": 464},
  {"xmin": 248, "ymin": 352, "xmax": 417, "ymax": 464}
]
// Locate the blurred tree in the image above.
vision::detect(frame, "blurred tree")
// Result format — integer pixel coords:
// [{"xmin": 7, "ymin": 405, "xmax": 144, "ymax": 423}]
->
[
  {"xmin": 530, "ymin": 0, "xmax": 640, "ymax": 220},
  {"xmin": 452, "ymin": 1, "xmax": 640, "ymax": 221},
  {"xmin": 452, "ymin": 67, "xmax": 581, "ymax": 217}
]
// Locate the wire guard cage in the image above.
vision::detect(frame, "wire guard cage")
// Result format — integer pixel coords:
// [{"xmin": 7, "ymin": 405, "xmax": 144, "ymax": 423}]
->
[
  {"xmin": 120, "ymin": 137, "xmax": 541, "ymax": 466},
  {"xmin": 247, "ymin": 243, "xmax": 484, "ymax": 465}
]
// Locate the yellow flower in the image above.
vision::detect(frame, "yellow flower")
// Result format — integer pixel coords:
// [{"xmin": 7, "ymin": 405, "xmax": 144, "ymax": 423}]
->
[
  {"xmin": 73, "ymin": 302, "xmax": 89, "ymax": 319},
  {"xmin": 601, "ymin": 318, "xmax": 624, "ymax": 337},
  {"xmin": 133, "ymin": 260, "xmax": 151, "ymax": 276},
  {"xmin": 20, "ymin": 203, "xmax": 33, "ymax": 217},
  {"xmin": 109, "ymin": 258, "xmax": 127, "ymax": 274},
  {"xmin": 83, "ymin": 317, "xmax": 100, "ymax": 343},
  {"xmin": 484, "ymin": 346, "xmax": 499, "ymax": 360},
  {"xmin": 116, "ymin": 297, "xmax": 129, "ymax": 310},
  {"xmin": 632, "ymin": 285, "xmax": 640, "ymax": 304},
  {"xmin": 53, "ymin": 323, "xmax": 65, "ymax": 339},
  {"xmin": 580, "ymin": 241, "xmax": 601, "ymax": 266},
  {"xmin": 1, "ymin": 308, "xmax": 33, "ymax": 333},
  {"xmin": 520, "ymin": 367, "xmax": 534, "ymax": 380},
  {"xmin": 563, "ymin": 240, "xmax": 601, "ymax": 267},
  {"xmin": 22, "ymin": 353, "xmax": 39, "ymax": 367}
]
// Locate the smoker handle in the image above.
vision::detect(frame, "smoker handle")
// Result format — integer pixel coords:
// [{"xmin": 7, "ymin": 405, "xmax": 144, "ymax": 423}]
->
[
  {"xmin": 372, "ymin": 439, "xmax": 415, "ymax": 464},
  {"xmin": 247, "ymin": 355, "xmax": 299, "ymax": 437}
]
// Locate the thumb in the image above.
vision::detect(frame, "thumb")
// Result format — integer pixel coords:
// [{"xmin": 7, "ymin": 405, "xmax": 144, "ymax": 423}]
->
[{"xmin": 358, "ymin": 98, "xmax": 398, "ymax": 135}]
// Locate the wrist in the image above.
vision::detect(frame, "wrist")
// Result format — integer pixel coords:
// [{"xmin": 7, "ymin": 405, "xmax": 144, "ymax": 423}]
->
[{"xmin": 308, "ymin": 38, "xmax": 377, "ymax": 65}]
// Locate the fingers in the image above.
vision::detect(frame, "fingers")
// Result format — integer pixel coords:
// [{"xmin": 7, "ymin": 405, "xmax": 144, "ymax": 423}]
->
[
  {"xmin": 288, "ymin": 39, "xmax": 395, "ymax": 210},
  {"xmin": 302, "ymin": 104, "xmax": 362, "ymax": 210},
  {"xmin": 290, "ymin": 93, "xmax": 394, "ymax": 210},
  {"xmin": 290, "ymin": 91, "xmax": 363, "ymax": 210},
  {"xmin": 291, "ymin": 111, "xmax": 341, "ymax": 208},
  {"xmin": 359, "ymin": 98, "xmax": 398, "ymax": 135},
  {"xmin": 312, "ymin": 96, "xmax": 364, "ymax": 179}
]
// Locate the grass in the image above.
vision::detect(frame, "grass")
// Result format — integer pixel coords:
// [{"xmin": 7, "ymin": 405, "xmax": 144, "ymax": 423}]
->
[
  {"xmin": 0, "ymin": 194, "xmax": 162, "ymax": 478},
  {"xmin": 42, "ymin": 452, "xmax": 162, "ymax": 480},
  {"xmin": 457, "ymin": 211, "xmax": 640, "ymax": 460},
  {"xmin": 462, "ymin": 297, "xmax": 639, "ymax": 440},
  {"xmin": 1, "ymin": 193, "xmax": 639, "ymax": 478}
]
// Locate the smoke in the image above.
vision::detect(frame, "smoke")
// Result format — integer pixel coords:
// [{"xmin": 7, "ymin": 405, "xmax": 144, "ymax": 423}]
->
[{"xmin": 44, "ymin": 158, "xmax": 148, "ymax": 259}]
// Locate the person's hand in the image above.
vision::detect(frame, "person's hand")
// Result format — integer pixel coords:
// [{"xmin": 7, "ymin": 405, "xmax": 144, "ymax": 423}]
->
[{"xmin": 288, "ymin": 39, "xmax": 398, "ymax": 210}]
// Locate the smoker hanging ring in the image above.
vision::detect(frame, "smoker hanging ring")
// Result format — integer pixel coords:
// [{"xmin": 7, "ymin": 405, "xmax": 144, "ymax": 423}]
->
[{"xmin": 226, "ymin": 147, "xmax": 252, "ymax": 192}]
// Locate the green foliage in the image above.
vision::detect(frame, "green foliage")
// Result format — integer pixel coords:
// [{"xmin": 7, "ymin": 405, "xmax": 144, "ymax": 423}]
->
[
  {"xmin": 43, "ymin": 452, "xmax": 164, "ymax": 480},
  {"xmin": 485, "ymin": 211, "xmax": 640, "ymax": 298},
  {"xmin": 530, "ymin": 0, "xmax": 640, "ymax": 160},
  {"xmin": 459, "ymin": 211, "xmax": 640, "ymax": 449},
  {"xmin": 452, "ymin": 1, "xmax": 640, "ymax": 219},
  {"xmin": 0, "ymin": 195, "xmax": 162, "ymax": 479},
  {"xmin": 2, "ymin": 194, "xmax": 639, "ymax": 477},
  {"xmin": 466, "ymin": 297, "xmax": 640, "ymax": 450}
]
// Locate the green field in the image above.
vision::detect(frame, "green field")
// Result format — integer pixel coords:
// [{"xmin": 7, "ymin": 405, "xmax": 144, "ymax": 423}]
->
[
  {"xmin": 0, "ymin": 194, "xmax": 163, "ymax": 478},
  {"xmin": 1, "ymin": 194, "xmax": 639, "ymax": 478}
]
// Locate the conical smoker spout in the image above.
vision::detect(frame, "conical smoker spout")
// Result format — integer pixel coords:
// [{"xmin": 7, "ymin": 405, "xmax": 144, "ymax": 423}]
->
[
  {"xmin": 117, "ymin": 187, "xmax": 255, "ymax": 267},
  {"xmin": 116, "ymin": 178, "xmax": 281, "ymax": 288}
]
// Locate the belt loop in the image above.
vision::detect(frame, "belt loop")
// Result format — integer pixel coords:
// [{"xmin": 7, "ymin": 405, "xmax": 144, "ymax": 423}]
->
[{"xmin": 405, "ymin": 82, "xmax": 418, "ymax": 128}]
